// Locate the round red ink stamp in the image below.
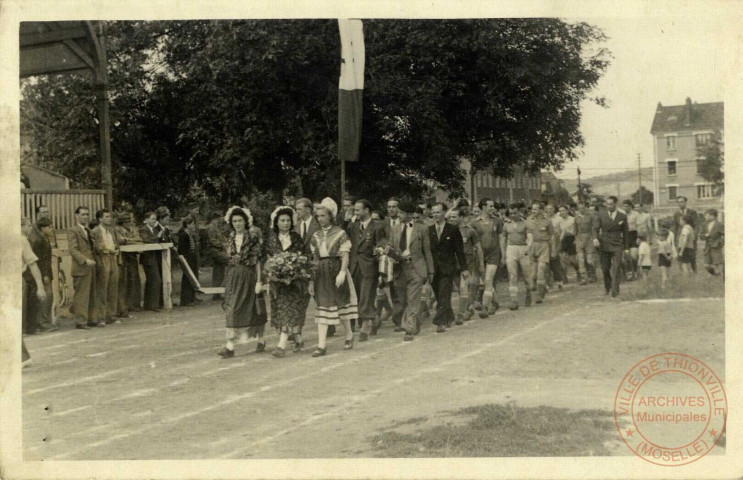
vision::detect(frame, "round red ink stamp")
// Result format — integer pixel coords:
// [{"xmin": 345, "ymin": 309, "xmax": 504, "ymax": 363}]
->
[{"xmin": 614, "ymin": 352, "xmax": 727, "ymax": 466}]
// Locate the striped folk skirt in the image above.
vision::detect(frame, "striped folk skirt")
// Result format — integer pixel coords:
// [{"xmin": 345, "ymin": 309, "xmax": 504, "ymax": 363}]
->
[{"xmin": 313, "ymin": 257, "xmax": 358, "ymax": 325}]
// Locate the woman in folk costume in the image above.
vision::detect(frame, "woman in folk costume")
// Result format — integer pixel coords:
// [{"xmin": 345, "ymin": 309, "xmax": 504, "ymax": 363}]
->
[
  {"xmin": 218, "ymin": 206, "xmax": 268, "ymax": 358},
  {"xmin": 265, "ymin": 206, "xmax": 309, "ymax": 357},
  {"xmin": 308, "ymin": 197, "xmax": 358, "ymax": 357}
]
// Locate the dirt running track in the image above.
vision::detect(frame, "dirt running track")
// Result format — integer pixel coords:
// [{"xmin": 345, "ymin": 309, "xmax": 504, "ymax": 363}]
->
[{"xmin": 22, "ymin": 283, "xmax": 724, "ymax": 459}]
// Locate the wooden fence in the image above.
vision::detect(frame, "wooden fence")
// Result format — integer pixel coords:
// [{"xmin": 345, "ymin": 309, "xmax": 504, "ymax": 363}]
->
[{"xmin": 21, "ymin": 189, "xmax": 106, "ymax": 230}]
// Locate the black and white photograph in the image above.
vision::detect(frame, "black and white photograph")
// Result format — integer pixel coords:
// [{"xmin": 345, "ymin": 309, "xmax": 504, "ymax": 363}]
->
[{"xmin": 1, "ymin": 1, "xmax": 741, "ymax": 479}]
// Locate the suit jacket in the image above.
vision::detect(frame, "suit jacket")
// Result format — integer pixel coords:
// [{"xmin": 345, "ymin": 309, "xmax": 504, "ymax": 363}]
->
[
  {"xmin": 382, "ymin": 216, "xmax": 404, "ymax": 238},
  {"xmin": 347, "ymin": 219, "xmax": 386, "ymax": 278},
  {"xmin": 139, "ymin": 224, "xmax": 163, "ymax": 266},
  {"xmin": 68, "ymin": 224, "xmax": 95, "ymax": 277},
  {"xmin": 28, "ymin": 227, "xmax": 52, "ymax": 280},
  {"xmin": 429, "ymin": 222, "xmax": 466, "ymax": 275},
  {"xmin": 593, "ymin": 210, "xmax": 629, "ymax": 252},
  {"xmin": 295, "ymin": 216, "xmax": 319, "ymax": 253},
  {"xmin": 701, "ymin": 220, "xmax": 724, "ymax": 249},
  {"xmin": 90, "ymin": 225, "xmax": 120, "ymax": 256},
  {"xmin": 388, "ymin": 221, "xmax": 434, "ymax": 280}
]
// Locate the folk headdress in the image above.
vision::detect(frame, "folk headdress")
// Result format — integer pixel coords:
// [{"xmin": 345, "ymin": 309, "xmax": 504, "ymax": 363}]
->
[
  {"xmin": 224, "ymin": 206, "xmax": 253, "ymax": 227},
  {"xmin": 319, "ymin": 197, "xmax": 338, "ymax": 219}
]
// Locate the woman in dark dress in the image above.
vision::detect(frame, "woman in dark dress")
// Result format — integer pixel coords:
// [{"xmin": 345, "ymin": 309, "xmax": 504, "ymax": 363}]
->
[
  {"xmin": 218, "ymin": 206, "xmax": 267, "ymax": 359},
  {"xmin": 265, "ymin": 206, "xmax": 309, "ymax": 357},
  {"xmin": 177, "ymin": 216, "xmax": 201, "ymax": 307},
  {"xmin": 308, "ymin": 197, "xmax": 358, "ymax": 357}
]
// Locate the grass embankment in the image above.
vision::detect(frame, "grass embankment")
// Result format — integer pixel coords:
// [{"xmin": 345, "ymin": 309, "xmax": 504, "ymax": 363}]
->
[
  {"xmin": 619, "ymin": 269, "xmax": 724, "ymax": 301},
  {"xmin": 372, "ymin": 404, "xmax": 616, "ymax": 457}
]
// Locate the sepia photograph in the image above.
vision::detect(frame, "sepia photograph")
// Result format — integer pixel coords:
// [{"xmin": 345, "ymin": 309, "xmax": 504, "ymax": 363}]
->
[{"xmin": 1, "ymin": 1, "xmax": 741, "ymax": 479}]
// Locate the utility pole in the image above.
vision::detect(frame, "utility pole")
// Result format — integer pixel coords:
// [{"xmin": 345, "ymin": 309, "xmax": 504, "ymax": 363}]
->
[
  {"xmin": 638, "ymin": 153, "xmax": 642, "ymax": 206},
  {"xmin": 577, "ymin": 167, "xmax": 582, "ymax": 203}
]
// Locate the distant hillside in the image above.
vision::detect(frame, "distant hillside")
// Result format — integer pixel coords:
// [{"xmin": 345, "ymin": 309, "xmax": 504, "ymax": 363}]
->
[{"xmin": 562, "ymin": 167, "xmax": 655, "ymax": 199}]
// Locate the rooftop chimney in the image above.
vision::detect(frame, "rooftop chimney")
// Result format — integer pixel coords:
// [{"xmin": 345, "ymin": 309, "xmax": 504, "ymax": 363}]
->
[{"xmin": 684, "ymin": 97, "xmax": 692, "ymax": 127}]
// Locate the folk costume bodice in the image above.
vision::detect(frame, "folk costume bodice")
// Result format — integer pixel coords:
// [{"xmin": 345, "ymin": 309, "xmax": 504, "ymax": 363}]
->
[
  {"xmin": 266, "ymin": 230, "xmax": 304, "ymax": 257},
  {"xmin": 228, "ymin": 229, "xmax": 263, "ymax": 266},
  {"xmin": 310, "ymin": 226, "xmax": 351, "ymax": 259}
]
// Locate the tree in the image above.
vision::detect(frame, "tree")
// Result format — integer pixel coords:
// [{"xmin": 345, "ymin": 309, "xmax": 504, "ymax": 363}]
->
[
  {"xmin": 20, "ymin": 19, "xmax": 610, "ymax": 209},
  {"xmin": 697, "ymin": 138, "xmax": 724, "ymax": 195},
  {"xmin": 631, "ymin": 186, "xmax": 654, "ymax": 206}
]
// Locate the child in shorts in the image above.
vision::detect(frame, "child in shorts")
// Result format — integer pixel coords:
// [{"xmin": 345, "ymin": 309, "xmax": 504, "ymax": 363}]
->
[
  {"xmin": 656, "ymin": 228, "xmax": 675, "ymax": 288},
  {"xmin": 637, "ymin": 234, "xmax": 652, "ymax": 280}
]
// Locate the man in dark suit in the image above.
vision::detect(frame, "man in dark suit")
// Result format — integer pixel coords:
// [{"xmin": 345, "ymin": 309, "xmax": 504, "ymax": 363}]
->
[
  {"xmin": 140, "ymin": 211, "xmax": 165, "ymax": 311},
  {"xmin": 382, "ymin": 197, "xmax": 403, "ymax": 237},
  {"xmin": 207, "ymin": 211, "xmax": 229, "ymax": 299},
  {"xmin": 429, "ymin": 202, "xmax": 468, "ymax": 332},
  {"xmin": 26, "ymin": 217, "xmax": 56, "ymax": 333},
  {"xmin": 294, "ymin": 197, "xmax": 320, "ymax": 339},
  {"xmin": 68, "ymin": 206, "xmax": 98, "ymax": 329},
  {"xmin": 672, "ymin": 196, "xmax": 699, "ymax": 272},
  {"xmin": 339, "ymin": 196, "xmax": 357, "ymax": 231},
  {"xmin": 592, "ymin": 196, "xmax": 629, "ymax": 297},
  {"xmin": 387, "ymin": 202, "xmax": 434, "ymax": 341},
  {"xmin": 347, "ymin": 199, "xmax": 387, "ymax": 341}
]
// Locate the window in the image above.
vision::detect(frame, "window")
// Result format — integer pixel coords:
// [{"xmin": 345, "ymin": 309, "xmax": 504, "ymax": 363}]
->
[
  {"xmin": 696, "ymin": 183, "xmax": 716, "ymax": 199},
  {"xmin": 695, "ymin": 133, "xmax": 712, "ymax": 147},
  {"xmin": 668, "ymin": 186, "xmax": 677, "ymax": 201},
  {"xmin": 667, "ymin": 161, "xmax": 677, "ymax": 176},
  {"xmin": 696, "ymin": 156, "xmax": 706, "ymax": 175},
  {"xmin": 666, "ymin": 136, "xmax": 676, "ymax": 150}
]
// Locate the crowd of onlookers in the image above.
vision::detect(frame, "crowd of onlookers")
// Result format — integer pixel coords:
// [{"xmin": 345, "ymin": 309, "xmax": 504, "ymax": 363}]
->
[{"xmin": 20, "ymin": 193, "xmax": 723, "ymax": 365}]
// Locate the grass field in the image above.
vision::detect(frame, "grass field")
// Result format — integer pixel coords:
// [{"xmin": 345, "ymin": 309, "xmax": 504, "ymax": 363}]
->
[{"xmin": 372, "ymin": 404, "xmax": 616, "ymax": 457}]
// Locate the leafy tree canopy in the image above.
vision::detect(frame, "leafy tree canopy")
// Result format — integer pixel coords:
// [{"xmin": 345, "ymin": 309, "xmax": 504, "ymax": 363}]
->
[
  {"xmin": 697, "ymin": 138, "xmax": 724, "ymax": 194},
  {"xmin": 20, "ymin": 19, "xmax": 610, "ymax": 210}
]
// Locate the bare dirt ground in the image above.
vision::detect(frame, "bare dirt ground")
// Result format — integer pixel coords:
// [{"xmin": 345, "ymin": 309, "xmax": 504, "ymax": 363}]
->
[{"xmin": 22, "ymin": 278, "xmax": 724, "ymax": 460}]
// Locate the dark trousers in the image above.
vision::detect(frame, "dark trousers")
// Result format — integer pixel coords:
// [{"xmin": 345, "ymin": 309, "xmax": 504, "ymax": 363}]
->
[
  {"xmin": 142, "ymin": 262, "xmax": 162, "ymax": 310},
  {"xmin": 600, "ymin": 249, "xmax": 623, "ymax": 295},
  {"xmin": 432, "ymin": 271, "xmax": 456, "ymax": 326},
  {"xmin": 118, "ymin": 254, "xmax": 142, "ymax": 314},
  {"xmin": 72, "ymin": 268, "xmax": 96, "ymax": 325},
  {"xmin": 352, "ymin": 267, "xmax": 379, "ymax": 334},
  {"xmin": 21, "ymin": 279, "xmax": 30, "ymax": 361},
  {"xmin": 180, "ymin": 254, "xmax": 199, "ymax": 306},
  {"xmin": 548, "ymin": 256, "xmax": 563, "ymax": 284},
  {"xmin": 22, "ymin": 275, "xmax": 39, "ymax": 334}
]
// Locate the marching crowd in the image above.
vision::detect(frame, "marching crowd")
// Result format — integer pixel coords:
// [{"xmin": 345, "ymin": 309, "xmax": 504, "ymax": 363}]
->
[{"xmin": 20, "ymin": 194, "xmax": 724, "ymax": 365}]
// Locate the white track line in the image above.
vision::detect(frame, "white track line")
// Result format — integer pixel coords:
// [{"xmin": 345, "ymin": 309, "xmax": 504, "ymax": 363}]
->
[
  {"xmin": 220, "ymin": 302, "xmax": 598, "ymax": 458},
  {"xmin": 46, "ymin": 341, "xmax": 411, "ymax": 460}
]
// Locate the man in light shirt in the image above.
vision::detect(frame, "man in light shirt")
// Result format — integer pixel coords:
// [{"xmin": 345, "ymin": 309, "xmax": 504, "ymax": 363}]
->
[
  {"xmin": 556, "ymin": 205, "xmax": 580, "ymax": 283},
  {"xmin": 69, "ymin": 206, "xmax": 98, "ymax": 329},
  {"xmin": 91, "ymin": 209, "xmax": 120, "ymax": 326}
]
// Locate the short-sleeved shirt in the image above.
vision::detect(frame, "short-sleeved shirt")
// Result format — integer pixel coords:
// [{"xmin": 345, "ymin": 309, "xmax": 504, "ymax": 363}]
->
[
  {"xmin": 503, "ymin": 218, "xmax": 528, "ymax": 246},
  {"xmin": 22, "ymin": 236, "xmax": 38, "ymax": 273},
  {"xmin": 459, "ymin": 225, "xmax": 480, "ymax": 270},
  {"xmin": 526, "ymin": 215, "xmax": 554, "ymax": 243},
  {"xmin": 555, "ymin": 215, "xmax": 576, "ymax": 238},
  {"xmin": 574, "ymin": 212, "xmax": 594, "ymax": 235},
  {"xmin": 471, "ymin": 216, "xmax": 503, "ymax": 254},
  {"xmin": 638, "ymin": 242, "xmax": 652, "ymax": 266},
  {"xmin": 626, "ymin": 211, "xmax": 639, "ymax": 232}
]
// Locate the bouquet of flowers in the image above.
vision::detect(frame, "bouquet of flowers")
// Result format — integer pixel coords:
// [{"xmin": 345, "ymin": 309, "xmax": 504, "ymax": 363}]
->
[{"xmin": 264, "ymin": 251, "xmax": 313, "ymax": 285}]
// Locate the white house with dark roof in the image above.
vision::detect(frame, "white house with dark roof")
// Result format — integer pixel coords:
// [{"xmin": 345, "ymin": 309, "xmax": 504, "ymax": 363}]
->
[{"xmin": 650, "ymin": 98, "xmax": 723, "ymax": 210}]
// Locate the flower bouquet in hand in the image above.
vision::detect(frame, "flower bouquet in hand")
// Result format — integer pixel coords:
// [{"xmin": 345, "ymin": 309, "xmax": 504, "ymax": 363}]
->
[{"xmin": 264, "ymin": 251, "xmax": 313, "ymax": 285}]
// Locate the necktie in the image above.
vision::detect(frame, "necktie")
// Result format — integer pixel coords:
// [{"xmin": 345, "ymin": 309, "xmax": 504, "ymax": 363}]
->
[
  {"xmin": 437, "ymin": 224, "xmax": 443, "ymax": 239},
  {"xmin": 84, "ymin": 227, "xmax": 93, "ymax": 249},
  {"xmin": 301, "ymin": 221, "xmax": 306, "ymax": 239},
  {"xmin": 400, "ymin": 224, "xmax": 408, "ymax": 251},
  {"xmin": 361, "ymin": 223, "xmax": 365, "ymax": 232}
]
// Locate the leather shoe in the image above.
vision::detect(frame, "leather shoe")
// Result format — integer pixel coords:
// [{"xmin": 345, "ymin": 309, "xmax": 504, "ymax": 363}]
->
[
  {"xmin": 312, "ymin": 347, "xmax": 326, "ymax": 357},
  {"xmin": 359, "ymin": 332, "xmax": 369, "ymax": 342},
  {"xmin": 218, "ymin": 347, "xmax": 235, "ymax": 358},
  {"xmin": 403, "ymin": 334, "xmax": 414, "ymax": 342},
  {"xmin": 255, "ymin": 342, "xmax": 266, "ymax": 353},
  {"xmin": 344, "ymin": 339, "xmax": 354, "ymax": 350},
  {"xmin": 394, "ymin": 326, "xmax": 404, "ymax": 332},
  {"xmin": 76, "ymin": 324, "xmax": 91, "ymax": 330},
  {"xmin": 436, "ymin": 325, "xmax": 446, "ymax": 333},
  {"xmin": 271, "ymin": 348, "xmax": 286, "ymax": 358}
]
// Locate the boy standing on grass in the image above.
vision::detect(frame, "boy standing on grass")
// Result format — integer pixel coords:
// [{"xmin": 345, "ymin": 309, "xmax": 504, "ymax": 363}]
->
[
  {"xmin": 656, "ymin": 228, "xmax": 675, "ymax": 288},
  {"xmin": 700, "ymin": 208, "xmax": 724, "ymax": 277},
  {"xmin": 637, "ymin": 234, "xmax": 652, "ymax": 281}
]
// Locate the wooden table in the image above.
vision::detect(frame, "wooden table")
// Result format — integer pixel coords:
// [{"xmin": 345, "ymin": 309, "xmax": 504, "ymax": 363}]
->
[{"xmin": 120, "ymin": 243, "xmax": 174, "ymax": 310}]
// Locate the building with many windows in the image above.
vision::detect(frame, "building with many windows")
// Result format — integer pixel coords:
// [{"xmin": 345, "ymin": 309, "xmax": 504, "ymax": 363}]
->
[{"xmin": 650, "ymin": 98, "xmax": 723, "ymax": 210}]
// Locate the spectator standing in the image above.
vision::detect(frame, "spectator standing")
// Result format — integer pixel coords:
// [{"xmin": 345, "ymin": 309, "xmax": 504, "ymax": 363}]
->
[
  {"xmin": 22, "ymin": 218, "xmax": 48, "ymax": 366},
  {"xmin": 178, "ymin": 216, "xmax": 202, "ymax": 307},
  {"xmin": 68, "ymin": 207, "xmax": 98, "ymax": 329},
  {"xmin": 114, "ymin": 212, "xmax": 142, "ymax": 317},
  {"xmin": 91, "ymin": 209, "xmax": 120, "ymax": 326},
  {"xmin": 140, "ymin": 211, "xmax": 165, "ymax": 312},
  {"xmin": 637, "ymin": 235, "xmax": 652, "ymax": 280},
  {"xmin": 677, "ymin": 214, "xmax": 696, "ymax": 275},
  {"xmin": 206, "ymin": 212, "xmax": 229, "ymax": 300},
  {"xmin": 672, "ymin": 196, "xmax": 699, "ymax": 272},
  {"xmin": 26, "ymin": 217, "xmax": 57, "ymax": 333},
  {"xmin": 700, "ymin": 209, "xmax": 724, "ymax": 276},
  {"xmin": 656, "ymin": 227, "xmax": 676, "ymax": 288}
]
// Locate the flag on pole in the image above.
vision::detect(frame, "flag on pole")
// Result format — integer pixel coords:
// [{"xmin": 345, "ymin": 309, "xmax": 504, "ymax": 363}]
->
[
  {"xmin": 577, "ymin": 167, "xmax": 581, "ymax": 176},
  {"xmin": 338, "ymin": 19, "xmax": 364, "ymax": 163}
]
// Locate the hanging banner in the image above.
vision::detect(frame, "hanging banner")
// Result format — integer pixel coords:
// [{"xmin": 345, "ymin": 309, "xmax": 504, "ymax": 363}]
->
[{"xmin": 338, "ymin": 19, "xmax": 364, "ymax": 163}]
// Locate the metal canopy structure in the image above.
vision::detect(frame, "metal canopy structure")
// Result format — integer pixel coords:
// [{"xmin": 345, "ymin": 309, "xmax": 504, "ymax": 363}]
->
[{"xmin": 19, "ymin": 21, "xmax": 113, "ymax": 209}]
